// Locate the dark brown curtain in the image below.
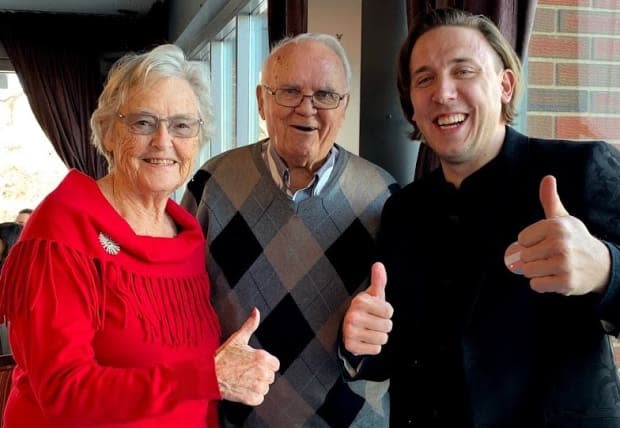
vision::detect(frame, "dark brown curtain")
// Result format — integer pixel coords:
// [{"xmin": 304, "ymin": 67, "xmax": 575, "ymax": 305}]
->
[
  {"xmin": 407, "ymin": 0, "xmax": 538, "ymax": 180},
  {"xmin": 0, "ymin": 14, "xmax": 106, "ymax": 178},
  {"xmin": 0, "ymin": 5, "xmax": 168, "ymax": 179},
  {"xmin": 268, "ymin": 0, "xmax": 308, "ymax": 48}
]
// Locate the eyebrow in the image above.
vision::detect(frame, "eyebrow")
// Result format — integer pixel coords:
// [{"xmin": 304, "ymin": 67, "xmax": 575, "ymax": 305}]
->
[
  {"xmin": 411, "ymin": 57, "xmax": 475, "ymax": 75},
  {"xmin": 128, "ymin": 111, "xmax": 198, "ymax": 119},
  {"xmin": 276, "ymin": 83, "xmax": 342, "ymax": 92}
]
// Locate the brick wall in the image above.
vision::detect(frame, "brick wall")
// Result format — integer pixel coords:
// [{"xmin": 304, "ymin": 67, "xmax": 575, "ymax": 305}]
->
[
  {"xmin": 526, "ymin": 0, "xmax": 620, "ymax": 147},
  {"xmin": 527, "ymin": 1, "xmax": 620, "ymax": 371}
]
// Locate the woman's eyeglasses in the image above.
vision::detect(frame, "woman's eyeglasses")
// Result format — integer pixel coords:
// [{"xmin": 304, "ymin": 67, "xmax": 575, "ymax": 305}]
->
[{"xmin": 117, "ymin": 112, "xmax": 203, "ymax": 138}]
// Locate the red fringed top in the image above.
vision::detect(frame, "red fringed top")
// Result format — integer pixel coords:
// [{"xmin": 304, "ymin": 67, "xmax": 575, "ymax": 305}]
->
[{"xmin": 0, "ymin": 169, "xmax": 222, "ymax": 428}]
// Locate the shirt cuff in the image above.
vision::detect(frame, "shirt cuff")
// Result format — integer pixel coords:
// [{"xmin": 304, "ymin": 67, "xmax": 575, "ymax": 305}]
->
[{"xmin": 337, "ymin": 344, "xmax": 366, "ymax": 379}]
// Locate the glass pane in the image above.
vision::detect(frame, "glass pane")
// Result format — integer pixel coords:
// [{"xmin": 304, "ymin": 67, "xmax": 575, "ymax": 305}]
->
[
  {"xmin": 0, "ymin": 72, "xmax": 66, "ymax": 221},
  {"xmin": 223, "ymin": 23, "xmax": 237, "ymax": 151}
]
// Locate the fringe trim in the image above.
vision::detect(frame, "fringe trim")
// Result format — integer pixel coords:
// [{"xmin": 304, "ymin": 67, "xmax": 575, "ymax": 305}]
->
[{"xmin": 0, "ymin": 239, "xmax": 220, "ymax": 348}]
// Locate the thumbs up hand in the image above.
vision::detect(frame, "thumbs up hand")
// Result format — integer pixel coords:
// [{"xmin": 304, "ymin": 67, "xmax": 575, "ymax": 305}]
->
[
  {"xmin": 342, "ymin": 262, "xmax": 394, "ymax": 356},
  {"xmin": 508, "ymin": 175, "xmax": 610, "ymax": 295},
  {"xmin": 215, "ymin": 308, "xmax": 280, "ymax": 405}
]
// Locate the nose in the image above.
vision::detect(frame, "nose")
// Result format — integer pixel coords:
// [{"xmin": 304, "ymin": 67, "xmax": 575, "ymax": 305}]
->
[
  {"xmin": 431, "ymin": 76, "xmax": 457, "ymax": 104},
  {"xmin": 294, "ymin": 94, "xmax": 317, "ymax": 115},
  {"xmin": 151, "ymin": 120, "xmax": 174, "ymax": 146}
]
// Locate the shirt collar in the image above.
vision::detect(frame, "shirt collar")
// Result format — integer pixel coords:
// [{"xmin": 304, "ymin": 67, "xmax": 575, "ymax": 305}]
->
[{"xmin": 262, "ymin": 139, "xmax": 339, "ymax": 200}]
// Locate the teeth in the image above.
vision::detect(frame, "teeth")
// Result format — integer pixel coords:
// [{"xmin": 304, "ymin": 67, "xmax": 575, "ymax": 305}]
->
[
  {"xmin": 437, "ymin": 113, "xmax": 465, "ymax": 126},
  {"xmin": 146, "ymin": 159, "xmax": 175, "ymax": 165}
]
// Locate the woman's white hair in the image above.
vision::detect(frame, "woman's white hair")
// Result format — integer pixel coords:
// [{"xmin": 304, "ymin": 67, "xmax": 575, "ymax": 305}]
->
[{"xmin": 90, "ymin": 44, "xmax": 213, "ymax": 167}]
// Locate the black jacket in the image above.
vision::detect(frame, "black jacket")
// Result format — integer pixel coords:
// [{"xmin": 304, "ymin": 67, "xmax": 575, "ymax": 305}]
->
[{"xmin": 357, "ymin": 127, "xmax": 620, "ymax": 427}]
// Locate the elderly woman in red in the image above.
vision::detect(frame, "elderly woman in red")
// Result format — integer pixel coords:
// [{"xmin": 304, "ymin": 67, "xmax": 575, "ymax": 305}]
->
[{"xmin": 0, "ymin": 44, "xmax": 279, "ymax": 428}]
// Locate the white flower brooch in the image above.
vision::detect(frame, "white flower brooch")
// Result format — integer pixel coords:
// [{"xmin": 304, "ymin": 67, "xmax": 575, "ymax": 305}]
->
[{"xmin": 98, "ymin": 232, "xmax": 120, "ymax": 255}]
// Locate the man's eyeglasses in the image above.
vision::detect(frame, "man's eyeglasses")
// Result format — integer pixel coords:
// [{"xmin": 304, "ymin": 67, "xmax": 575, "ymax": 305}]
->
[
  {"xmin": 117, "ymin": 113, "xmax": 203, "ymax": 138},
  {"xmin": 262, "ymin": 85, "xmax": 348, "ymax": 110}
]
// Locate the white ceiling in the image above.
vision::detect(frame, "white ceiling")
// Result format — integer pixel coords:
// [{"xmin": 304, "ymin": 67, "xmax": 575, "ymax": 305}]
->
[{"xmin": 0, "ymin": 0, "xmax": 160, "ymax": 15}]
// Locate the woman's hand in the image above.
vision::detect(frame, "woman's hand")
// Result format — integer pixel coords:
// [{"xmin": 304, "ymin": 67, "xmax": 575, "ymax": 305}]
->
[{"xmin": 214, "ymin": 308, "xmax": 280, "ymax": 406}]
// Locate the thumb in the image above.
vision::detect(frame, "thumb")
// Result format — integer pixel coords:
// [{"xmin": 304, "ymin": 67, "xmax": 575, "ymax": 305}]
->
[
  {"xmin": 539, "ymin": 175, "xmax": 569, "ymax": 219},
  {"xmin": 234, "ymin": 307, "xmax": 260, "ymax": 345},
  {"xmin": 366, "ymin": 262, "xmax": 387, "ymax": 300}
]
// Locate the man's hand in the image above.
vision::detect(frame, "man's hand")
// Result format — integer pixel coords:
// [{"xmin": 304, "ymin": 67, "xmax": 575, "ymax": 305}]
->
[
  {"xmin": 510, "ymin": 175, "xmax": 610, "ymax": 295},
  {"xmin": 215, "ymin": 308, "xmax": 280, "ymax": 405},
  {"xmin": 342, "ymin": 262, "xmax": 394, "ymax": 356}
]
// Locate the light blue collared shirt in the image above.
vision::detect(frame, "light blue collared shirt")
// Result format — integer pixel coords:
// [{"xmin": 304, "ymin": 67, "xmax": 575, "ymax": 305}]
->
[{"xmin": 261, "ymin": 139, "xmax": 339, "ymax": 202}]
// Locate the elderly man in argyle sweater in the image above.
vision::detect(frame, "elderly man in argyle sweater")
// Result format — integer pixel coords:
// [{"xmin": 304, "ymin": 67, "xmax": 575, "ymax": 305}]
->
[{"xmin": 182, "ymin": 32, "xmax": 399, "ymax": 427}]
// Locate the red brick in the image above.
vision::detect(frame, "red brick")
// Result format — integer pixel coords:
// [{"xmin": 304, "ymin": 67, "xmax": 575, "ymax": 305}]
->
[
  {"xmin": 528, "ymin": 35, "xmax": 590, "ymax": 60},
  {"xmin": 527, "ymin": 115, "xmax": 555, "ymax": 139},
  {"xmin": 528, "ymin": 89, "xmax": 588, "ymax": 112},
  {"xmin": 593, "ymin": 0, "xmax": 620, "ymax": 9},
  {"xmin": 560, "ymin": 10, "xmax": 620, "ymax": 34},
  {"xmin": 533, "ymin": 8, "xmax": 556, "ymax": 33},
  {"xmin": 556, "ymin": 116, "xmax": 620, "ymax": 140},
  {"xmin": 593, "ymin": 38, "xmax": 620, "ymax": 61},
  {"xmin": 557, "ymin": 63, "xmax": 620, "ymax": 88},
  {"xmin": 591, "ymin": 92, "xmax": 620, "ymax": 114},
  {"xmin": 528, "ymin": 62, "xmax": 555, "ymax": 85}
]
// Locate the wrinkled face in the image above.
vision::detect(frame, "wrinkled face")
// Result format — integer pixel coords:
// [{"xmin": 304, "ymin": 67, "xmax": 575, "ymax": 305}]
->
[
  {"xmin": 104, "ymin": 77, "xmax": 200, "ymax": 197},
  {"xmin": 257, "ymin": 40, "xmax": 348, "ymax": 172},
  {"xmin": 409, "ymin": 26, "xmax": 515, "ymax": 181}
]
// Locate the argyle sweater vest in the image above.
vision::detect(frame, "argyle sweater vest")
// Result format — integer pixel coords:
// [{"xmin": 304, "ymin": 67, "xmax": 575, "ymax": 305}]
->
[{"xmin": 183, "ymin": 141, "xmax": 398, "ymax": 427}]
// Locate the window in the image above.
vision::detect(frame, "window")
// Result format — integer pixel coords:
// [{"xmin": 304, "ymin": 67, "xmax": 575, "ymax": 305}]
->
[
  {"xmin": 0, "ymin": 72, "xmax": 67, "ymax": 222},
  {"xmin": 170, "ymin": 0, "xmax": 267, "ymax": 201},
  {"xmin": 192, "ymin": 0, "xmax": 268, "ymax": 167}
]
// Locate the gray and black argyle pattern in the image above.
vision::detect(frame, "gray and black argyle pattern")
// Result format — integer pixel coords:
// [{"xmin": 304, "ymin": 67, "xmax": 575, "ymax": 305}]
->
[{"xmin": 183, "ymin": 140, "xmax": 398, "ymax": 427}]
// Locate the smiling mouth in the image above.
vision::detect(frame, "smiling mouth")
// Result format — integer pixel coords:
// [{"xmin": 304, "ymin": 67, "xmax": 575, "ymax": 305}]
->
[
  {"xmin": 144, "ymin": 158, "xmax": 176, "ymax": 165},
  {"xmin": 435, "ymin": 113, "xmax": 466, "ymax": 128},
  {"xmin": 292, "ymin": 124, "xmax": 318, "ymax": 132}
]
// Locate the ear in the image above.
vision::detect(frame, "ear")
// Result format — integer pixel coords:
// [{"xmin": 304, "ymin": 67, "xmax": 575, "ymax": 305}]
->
[
  {"xmin": 256, "ymin": 85, "xmax": 266, "ymax": 120},
  {"xmin": 339, "ymin": 94, "xmax": 349, "ymax": 121},
  {"xmin": 500, "ymin": 68, "xmax": 516, "ymax": 104}
]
